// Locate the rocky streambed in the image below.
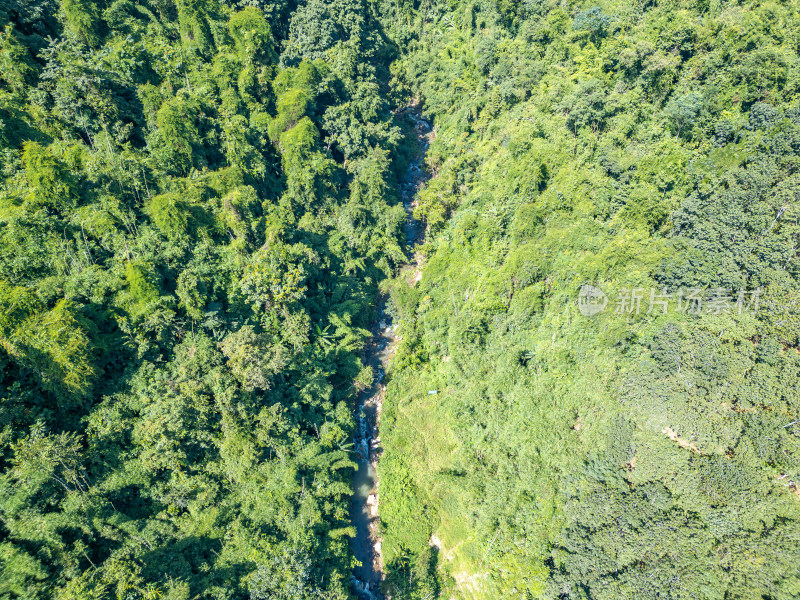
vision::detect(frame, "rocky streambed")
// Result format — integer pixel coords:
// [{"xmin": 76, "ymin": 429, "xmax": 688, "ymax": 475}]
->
[{"xmin": 349, "ymin": 104, "xmax": 432, "ymax": 599}]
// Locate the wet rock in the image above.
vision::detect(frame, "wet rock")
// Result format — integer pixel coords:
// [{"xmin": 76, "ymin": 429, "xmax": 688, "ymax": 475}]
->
[{"xmin": 350, "ymin": 105, "xmax": 429, "ymax": 600}]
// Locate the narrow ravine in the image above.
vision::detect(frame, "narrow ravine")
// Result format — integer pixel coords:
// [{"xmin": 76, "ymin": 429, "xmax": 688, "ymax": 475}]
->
[{"xmin": 349, "ymin": 103, "xmax": 432, "ymax": 599}]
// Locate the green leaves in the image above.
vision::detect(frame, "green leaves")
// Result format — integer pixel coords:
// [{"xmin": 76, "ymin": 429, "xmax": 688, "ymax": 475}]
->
[
  {"xmin": 0, "ymin": 280, "xmax": 44, "ymax": 339},
  {"xmin": 229, "ymin": 7, "xmax": 277, "ymax": 64},
  {"xmin": 0, "ymin": 296, "xmax": 95, "ymax": 403},
  {"xmin": 60, "ymin": 0, "xmax": 100, "ymax": 47},
  {"xmin": 124, "ymin": 261, "xmax": 160, "ymax": 308},
  {"xmin": 269, "ymin": 88, "xmax": 315, "ymax": 143},
  {"xmin": 664, "ymin": 91, "xmax": 705, "ymax": 138},
  {"xmin": 0, "ymin": 0, "xmax": 413, "ymax": 597},
  {"xmin": 0, "ymin": 25, "xmax": 33, "ymax": 90},
  {"xmin": 220, "ymin": 325, "xmax": 289, "ymax": 392},
  {"xmin": 146, "ymin": 192, "xmax": 211, "ymax": 242},
  {"xmin": 268, "ymin": 61, "xmax": 322, "ymax": 144},
  {"xmin": 240, "ymin": 242, "xmax": 310, "ymax": 312},
  {"xmin": 572, "ymin": 6, "xmax": 612, "ymax": 43},
  {"xmin": 176, "ymin": 0, "xmax": 214, "ymax": 56},
  {"xmin": 248, "ymin": 548, "xmax": 319, "ymax": 600},
  {"xmin": 24, "ymin": 300, "xmax": 96, "ymax": 401},
  {"xmin": 559, "ymin": 78, "xmax": 613, "ymax": 133},
  {"xmin": 21, "ymin": 142, "xmax": 78, "ymax": 214},
  {"xmin": 153, "ymin": 97, "xmax": 201, "ymax": 175},
  {"xmin": 9, "ymin": 423, "xmax": 87, "ymax": 494}
]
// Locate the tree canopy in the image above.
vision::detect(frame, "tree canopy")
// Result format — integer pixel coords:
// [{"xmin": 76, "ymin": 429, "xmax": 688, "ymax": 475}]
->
[
  {"xmin": 0, "ymin": 0, "xmax": 409, "ymax": 598},
  {"xmin": 2, "ymin": 0, "xmax": 800, "ymax": 599}
]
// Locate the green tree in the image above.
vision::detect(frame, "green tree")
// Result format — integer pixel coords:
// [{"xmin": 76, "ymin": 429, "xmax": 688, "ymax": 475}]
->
[
  {"xmin": 21, "ymin": 142, "xmax": 78, "ymax": 213},
  {"xmin": 154, "ymin": 98, "xmax": 200, "ymax": 174},
  {"xmin": 60, "ymin": 0, "xmax": 100, "ymax": 46},
  {"xmin": 220, "ymin": 325, "xmax": 289, "ymax": 391},
  {"xmin": 14, "ymin": 300, "xmax": 96, "ymax": 401}
]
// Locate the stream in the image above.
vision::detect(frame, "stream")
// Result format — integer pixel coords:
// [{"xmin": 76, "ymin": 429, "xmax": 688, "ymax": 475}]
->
[{"xmin": 349, "ymin": 103, "xmax": 432, "ymax": 600}]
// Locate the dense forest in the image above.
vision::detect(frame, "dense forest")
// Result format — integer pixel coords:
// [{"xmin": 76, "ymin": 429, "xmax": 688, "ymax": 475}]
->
[
  {"xmin": 0, "ymin": 0, "xmax": 411, "ymax": 598},
  {"xmin": 377, "ymin": 0, "xmax": 800, "ymax": 599},
  {"xmin": 1, "ymin": 0, "xmax": 800, "ymax": 599}
]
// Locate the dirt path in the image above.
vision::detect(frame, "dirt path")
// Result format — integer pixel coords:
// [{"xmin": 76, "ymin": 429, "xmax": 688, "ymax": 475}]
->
[{"xmin": 349, "ymin": 102, "xmax": 432, "ymax": 599}]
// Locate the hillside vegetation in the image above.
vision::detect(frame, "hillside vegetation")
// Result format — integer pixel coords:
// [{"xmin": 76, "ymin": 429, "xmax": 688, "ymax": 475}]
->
[
  {"xmin": 2, "ymin": 0, "xmax": 800, "ymax": 599},
  {"xmin": 0, "ymin": 0, "xmax": 411, "ymax": 598},
  {"xmin": 376, "ymin": 1, "xmax": 800, "ymax": 598}
]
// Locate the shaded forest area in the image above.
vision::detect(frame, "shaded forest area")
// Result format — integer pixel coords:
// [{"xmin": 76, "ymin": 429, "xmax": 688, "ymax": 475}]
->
[{"xmin": 0, "ymin": 0, "xmax": 415, "ymax": 598}]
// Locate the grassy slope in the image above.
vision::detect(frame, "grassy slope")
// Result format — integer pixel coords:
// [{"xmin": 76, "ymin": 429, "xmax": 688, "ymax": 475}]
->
[{"xmin": 377, "ymin": 1, "xmax": 800, "ymax": 598}]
